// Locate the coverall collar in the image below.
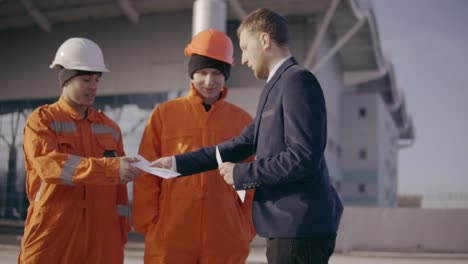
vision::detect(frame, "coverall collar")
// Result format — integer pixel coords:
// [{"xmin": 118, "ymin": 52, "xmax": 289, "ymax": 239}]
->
[
  {"xmin": 188, "ymin": 84, "xmax": 228, "ymax": 105},
  {"xmin": 58, "ymin": 96, "xmax": 99, "ymax": 122}
]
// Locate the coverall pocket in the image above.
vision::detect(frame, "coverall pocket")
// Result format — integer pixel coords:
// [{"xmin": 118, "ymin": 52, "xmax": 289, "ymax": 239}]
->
[
  {"xmin": 161, "ymin": 131, "xmax": 195, "ymax": 154},
  {"xmin": 57, "ymin": 136, "xmax": 77, "ymax": 155},
  {"xmin": 95, "ymin": 135, "xmax": 118, "ymax": 157}
]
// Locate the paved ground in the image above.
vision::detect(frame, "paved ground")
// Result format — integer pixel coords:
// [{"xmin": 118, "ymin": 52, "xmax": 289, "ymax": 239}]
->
[
  {"xmin": 2, "ymin": 230, "xmax": 467, "ymax": 264},
  {"xmin": 245, "ymin": 247, "xmax": 468, "ymax": 264},
  {"xmin": 2, "ymin": 242, "xmax": 468, "ymax": 264}
]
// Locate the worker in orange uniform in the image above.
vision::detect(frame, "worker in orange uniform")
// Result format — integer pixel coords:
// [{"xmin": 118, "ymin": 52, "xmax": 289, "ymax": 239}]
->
[
  {"xmin": 133, "ymin": 29, "xmax": 256, "ymax": 264},
  {"xmin": 19, "ymin": 37, "xmax": 140, "ymax": 264}
]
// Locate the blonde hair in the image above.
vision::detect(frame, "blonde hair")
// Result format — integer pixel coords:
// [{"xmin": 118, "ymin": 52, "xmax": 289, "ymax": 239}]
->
[{"xmin": 237, "ymin": 8, "xmax": 289, "ymax": 47}]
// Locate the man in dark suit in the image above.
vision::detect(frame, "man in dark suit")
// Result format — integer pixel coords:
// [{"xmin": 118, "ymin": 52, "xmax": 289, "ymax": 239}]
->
[{"xmin": 152, "ymin": 8, "xmax": 343, "ymax": 264}]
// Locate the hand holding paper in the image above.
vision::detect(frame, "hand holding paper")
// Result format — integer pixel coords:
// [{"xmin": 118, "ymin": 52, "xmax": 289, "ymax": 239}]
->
[
  {"xmin": 218, "ymin": 162, "xmax": 235, "ymax": 185},
  {"xmin": 133, "ymin": 155, "xmax": 180, "ymax": 179},
  {"xmin": 217, "ymin": 147, "xmax": 246, "ymax": 203}
]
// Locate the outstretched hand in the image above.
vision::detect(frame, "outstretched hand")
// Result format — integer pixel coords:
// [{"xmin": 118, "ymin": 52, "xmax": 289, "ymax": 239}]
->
[
  {"xmin": 149, "ymin": 156, "xmax": 173, "ymax": 169},
  {"xmin": 219, "ymin": 162, "xmax": 235, "ymax": 185}
]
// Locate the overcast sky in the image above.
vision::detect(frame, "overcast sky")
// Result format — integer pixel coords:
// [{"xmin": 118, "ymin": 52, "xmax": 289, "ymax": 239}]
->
[{"xmin": 370, "ymin": 0, "xmax": 468, "ymax": 196}]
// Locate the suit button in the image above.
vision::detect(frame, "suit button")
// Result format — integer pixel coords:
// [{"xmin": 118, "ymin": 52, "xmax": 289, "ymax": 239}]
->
[{"xmin": 243, "ymin": 184, "xmax": 247, "ymax": 188}]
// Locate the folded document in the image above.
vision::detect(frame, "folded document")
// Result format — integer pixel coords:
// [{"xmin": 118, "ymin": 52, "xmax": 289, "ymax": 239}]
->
[
  {"xmin": 133, "ymin": 155, "xmax": 180, "ymax": 179},
  {"xmin": 216, "ymin": 147, "xmax": 246, "ymax": 203}
]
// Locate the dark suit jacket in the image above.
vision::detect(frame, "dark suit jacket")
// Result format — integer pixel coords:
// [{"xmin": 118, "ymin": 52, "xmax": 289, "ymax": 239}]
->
[{"xmin": 176, "ymin": 57, "xmax": 343, "ymax": 238}]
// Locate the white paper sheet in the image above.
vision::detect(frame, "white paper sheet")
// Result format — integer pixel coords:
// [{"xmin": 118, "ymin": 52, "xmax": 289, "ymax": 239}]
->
[
  {"xmin": 134, "ymin": 155, "xmax": 180, "ymax": 179},
  {"xmin": 216, "ymin": 146, "xmax": 246, "ymax": 203}
]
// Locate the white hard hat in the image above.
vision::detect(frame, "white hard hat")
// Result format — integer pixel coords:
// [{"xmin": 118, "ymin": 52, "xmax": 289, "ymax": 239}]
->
[{"xmin": 50, "ymin": 37, "xmax": 110, "ymax": 72}]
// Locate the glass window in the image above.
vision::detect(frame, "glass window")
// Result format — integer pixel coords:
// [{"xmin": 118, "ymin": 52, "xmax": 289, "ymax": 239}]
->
[
  {"xmin": 359, "ymin": 148, "xmax": 367, "ymax": 160},
  {"xmin": 335, "ymin": 180, "xmax": 341, "ymax": 191},
  {"xmin": 336, "ymin": 145, "xmax": 342, "ymax": 157},
  {"xmin": 359, "ymin": 107, "xmax": 367, "ymax": 118},
  {"xmin": 328, "ymin": 139, "xmax": 334, "ymax": 153},
  {"xmin": 358, "ymin": 183, "xmax": 366, "ymax": 193}
]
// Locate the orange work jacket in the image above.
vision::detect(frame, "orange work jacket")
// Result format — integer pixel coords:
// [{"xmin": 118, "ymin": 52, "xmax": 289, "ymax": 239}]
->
[
  {"xmin": 19, "ymin": 96, "xmax": 130, "ymax": 264},
  {"xmin": 133, "ymin": 86, "xmax": 255, "ymax": 264}
]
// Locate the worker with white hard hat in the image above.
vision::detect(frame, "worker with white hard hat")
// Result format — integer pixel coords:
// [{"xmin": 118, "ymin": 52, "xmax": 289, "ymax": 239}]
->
[{"xmin": 19, "ymin": 37, "xmax": 140, "ymax": 264}]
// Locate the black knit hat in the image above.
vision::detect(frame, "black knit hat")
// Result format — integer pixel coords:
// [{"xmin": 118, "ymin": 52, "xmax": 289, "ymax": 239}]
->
[
  {"xmin": 188, "ymin": 54, "xmax": 231, "ymax": 80},
  {"xmin": 58, "ymin": 68, "xmax": 102, "ymax": 87}
]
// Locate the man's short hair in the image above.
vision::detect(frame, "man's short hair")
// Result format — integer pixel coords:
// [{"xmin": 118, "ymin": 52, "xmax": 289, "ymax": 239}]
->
[{"xmin": 237, "ymin": 8, "xmax": 289, "ymax": 47}]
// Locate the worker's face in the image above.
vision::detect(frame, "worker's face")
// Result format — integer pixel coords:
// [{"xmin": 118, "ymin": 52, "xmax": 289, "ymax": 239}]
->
[
  {"xmin": 239, "ymin": 29, "xmax": 269, "ymax": 80},
  {"xmin": 62, "ymin": 74, "xmax": 100, "ymax": 113},
  {"xmin": 192, "ymin": 68, "xmax": 225, "ymax": 104}
]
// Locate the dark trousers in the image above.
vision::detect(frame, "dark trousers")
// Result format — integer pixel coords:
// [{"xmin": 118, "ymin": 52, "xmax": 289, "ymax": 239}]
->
[{"xmin": 266, "ymin": 235, "xmax": 336, "ymax": 264}]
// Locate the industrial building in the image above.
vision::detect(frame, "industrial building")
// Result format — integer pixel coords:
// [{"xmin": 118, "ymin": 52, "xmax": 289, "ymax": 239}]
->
[{"xmin": 0, "ymin": 0, "xmax": 415, "ymax": 217}]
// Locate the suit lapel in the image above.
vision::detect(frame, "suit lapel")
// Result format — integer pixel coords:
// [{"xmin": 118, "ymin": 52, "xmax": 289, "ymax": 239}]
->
[{"xmin": 253, "ymin": 57, "xmax": 298, "ymax": 151}]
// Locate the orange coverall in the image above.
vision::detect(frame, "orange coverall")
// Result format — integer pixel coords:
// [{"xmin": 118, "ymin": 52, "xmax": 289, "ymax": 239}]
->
[
  {"xmin": 19, "ymin": 97, "xmax": 130, "ymax": 264},
  {"xmin": 133, "ymin": 86, "xmax": 255, "ymax": 264}
]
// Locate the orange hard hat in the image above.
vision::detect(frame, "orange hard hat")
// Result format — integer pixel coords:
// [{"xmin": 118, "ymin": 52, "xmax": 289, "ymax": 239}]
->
[{"xmin": 184, "ymin": 29, "xmax": 234, "ymax": 65}]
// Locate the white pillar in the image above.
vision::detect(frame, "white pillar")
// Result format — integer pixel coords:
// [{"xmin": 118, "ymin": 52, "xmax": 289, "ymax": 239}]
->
[{"xmin": 192, "ymin": 0, "xmax": 227, "ymax": 36}]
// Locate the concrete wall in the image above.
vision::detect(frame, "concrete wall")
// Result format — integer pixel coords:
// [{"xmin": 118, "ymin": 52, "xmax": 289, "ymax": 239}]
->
[
  {"xmin": 315, "ymin": 29, "xmax": 348, "ymax": 184},
  {"xmin": 376, "ymin": 93, "xmax": 399, "ymax": 206},
  {"xmin": 336, "ymin": 206, "xmax": 468, "ymax": 253},
  {"xmin": 341, "ymin": 93, "xmax": 379, "ymax": 170},
  {"xmin": 340, "ymin": 93, "xmax": 379, "ymax": 204},
  {"xmin": 339, "ymin": 93, "xmax": 398, "ymax": 206},
  {"xmin": 0, "ymin": 12, "xmax": 193, "ymax": 100},
  {"xmin": 253, "ymin": 207, "xmax": 468, "ymax": 254},
  {"xmin": 0, "ymin": 13, "xmax": 323, "ymax": 100}
]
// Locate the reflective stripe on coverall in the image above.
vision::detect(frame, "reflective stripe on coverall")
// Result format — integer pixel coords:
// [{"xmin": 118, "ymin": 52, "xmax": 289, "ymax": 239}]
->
[
  {"xmin": 133, "ymin": 86, "xmax": 256, "ymax": 264},
  {"xmin": 19, "ymin": 96, "xmax": 130, "ymax": 264}
]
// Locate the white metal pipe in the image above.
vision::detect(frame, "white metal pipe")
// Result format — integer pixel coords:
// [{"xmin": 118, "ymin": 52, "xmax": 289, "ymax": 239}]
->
[
  {"xmin": 342, "ymin": 67, "xmax": 387, "ymax": 86},
  {"xmin": 227, "ymin": 0, "xmax": 247, "ymax": 20},
  {"xmin": 311, "ymin": 18, "xmax": 365, "ymax": 73},
  {"xmin": 398, "ymin": 139, "xmax": 415, "ymax": 149},
  {"xmin": 304, "ymin": 0, "xmax": 340, "ymax": 69},
  {"xmin": 117, "ymin": 0, "xmax": 139, "ymax": 24},
  {"xmin": 20, "ymin": 0, "xmax": 51, "ymax": 32},
  {"xmin": 398, "ymin": 115, "xmax": 415, "ymax": 148},
  {"xmin": 192, "ymin": 0, "xmax": 227, "ymax": 36}
]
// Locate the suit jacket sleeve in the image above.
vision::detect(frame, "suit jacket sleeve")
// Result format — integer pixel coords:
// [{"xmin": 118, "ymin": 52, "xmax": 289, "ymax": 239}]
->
[
  {"xmin": 233, "ymin": 70, "xmax": 327, "ymax": 189},
  {"xmin": 175, "ymin": 122, "xmax": 255, "ymax": 176}
]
